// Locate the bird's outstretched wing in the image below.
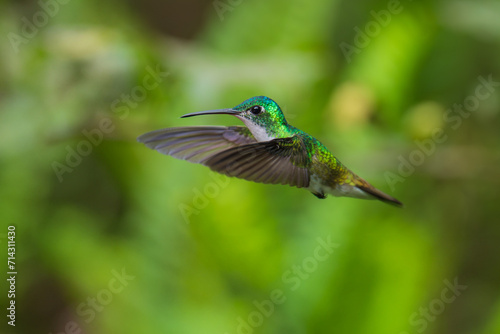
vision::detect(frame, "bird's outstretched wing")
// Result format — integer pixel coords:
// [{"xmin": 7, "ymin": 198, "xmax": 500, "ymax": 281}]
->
[
  {"xmin": 203, "ymin": 135, "xmax": 311, "ymax": 188},
  {"xmin": 137, "ymin": 126, "xmax": 257, "ymax": 163},
  {"xmin": 138, "ymin": 127, "xmax": 310, "ymax": 188}
]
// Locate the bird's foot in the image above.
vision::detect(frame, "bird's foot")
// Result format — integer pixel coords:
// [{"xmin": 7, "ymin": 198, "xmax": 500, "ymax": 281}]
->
[{"xmin": 312, "ymin": 191, "xmax": 326, "ymax": 199}]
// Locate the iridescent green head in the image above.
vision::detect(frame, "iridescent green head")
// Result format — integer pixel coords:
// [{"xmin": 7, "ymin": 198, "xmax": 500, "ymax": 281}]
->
[
  {"xmin": 232, "ymin": 96, "xmax": 288, "ymax": 129},
  {"xmin": 181, "ymin": 96, "xmax": 290, "ymax": 140}
]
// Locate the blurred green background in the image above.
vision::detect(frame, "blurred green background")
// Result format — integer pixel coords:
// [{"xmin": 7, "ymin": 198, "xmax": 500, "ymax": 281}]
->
[{"xmin": 1, "ymin": 0, "xmax": 500, "ymax": 333}]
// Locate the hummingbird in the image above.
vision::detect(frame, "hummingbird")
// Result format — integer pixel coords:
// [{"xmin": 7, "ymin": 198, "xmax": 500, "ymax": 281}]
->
[{"xmin": 137, "ymin": 96, "xmax": 403, "ymax": 207}]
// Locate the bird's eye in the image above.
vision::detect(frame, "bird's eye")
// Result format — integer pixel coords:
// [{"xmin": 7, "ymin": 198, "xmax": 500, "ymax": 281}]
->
[{"xmin": 250, "ymin": 105, "xmax": 264, "ymax": 115}]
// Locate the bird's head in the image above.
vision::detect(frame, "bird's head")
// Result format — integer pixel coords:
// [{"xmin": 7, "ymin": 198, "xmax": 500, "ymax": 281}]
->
[{"xmin": 181, "ymin": 96, "xmax": 289, "ymax": 140}]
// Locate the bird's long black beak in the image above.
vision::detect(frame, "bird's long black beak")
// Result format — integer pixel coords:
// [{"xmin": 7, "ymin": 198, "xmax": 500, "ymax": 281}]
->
[{"xmin": 181, "ymin": 108, "xmax": 241, "ymax": 118}]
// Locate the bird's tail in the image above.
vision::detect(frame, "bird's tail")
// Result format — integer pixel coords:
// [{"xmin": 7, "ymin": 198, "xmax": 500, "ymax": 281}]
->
[{"xmin": 354, "ymin": 178, "xmax": 404, "ymax": 207}]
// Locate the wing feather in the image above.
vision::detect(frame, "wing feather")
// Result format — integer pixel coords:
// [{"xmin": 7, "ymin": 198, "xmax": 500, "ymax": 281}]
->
[
  {"xmin": 203, "ymin": 136, "xmax": 311, "ymax": 188},
  {"xmin": 137, "ymin": 126, "xmax": 256, "ymax": 164},
  {"xmin": 138, "ymin": 126, "xmax": 310, "ymax": 189}
]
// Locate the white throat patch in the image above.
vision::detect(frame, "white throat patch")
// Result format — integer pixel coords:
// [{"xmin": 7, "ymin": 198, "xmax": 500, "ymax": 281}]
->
[{"xmin": 239, "ymin": 118, "xmax": 275, "ymax": 142}]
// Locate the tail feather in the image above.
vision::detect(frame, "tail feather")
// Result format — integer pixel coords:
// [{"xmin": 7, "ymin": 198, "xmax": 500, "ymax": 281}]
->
[{"xmin": 355, "ymin": 180, "xmax": 404, "ymax": 207}]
